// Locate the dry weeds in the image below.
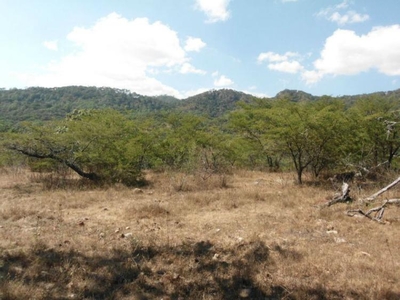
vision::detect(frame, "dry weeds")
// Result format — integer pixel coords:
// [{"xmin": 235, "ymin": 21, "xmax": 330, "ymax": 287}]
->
[{"xmin": 0, "ymin": 168, "xmax": 399, "ymax": 299}]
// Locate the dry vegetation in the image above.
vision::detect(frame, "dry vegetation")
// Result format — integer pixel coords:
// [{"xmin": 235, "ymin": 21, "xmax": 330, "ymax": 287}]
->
[{"xmin": 0, "ymin": 168, "xmax": 399, "ymax": 300}]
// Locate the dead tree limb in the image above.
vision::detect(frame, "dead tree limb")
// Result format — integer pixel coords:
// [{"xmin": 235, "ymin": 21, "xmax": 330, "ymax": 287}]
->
[
  {"xmin": 347, "ymin": 200, "xmax": 389, "ymax": 223},
  {"xmin": 386, "ymin": 198, "xmax": 400, "ymax": 205},
  {"xmin": 327, "ymin": 182, "xmax": 351, "ymax": 207},
  {"xmin": 362, "ymin": 176, "xmax": 400, "ymax": 203}
]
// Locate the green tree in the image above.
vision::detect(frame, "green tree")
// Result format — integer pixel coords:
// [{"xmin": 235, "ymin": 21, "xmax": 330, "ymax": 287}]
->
[
  {"xmin": 229, "ymin": 99, "xmax": 281, "ymax": 171},
  {"xmin": 230, "ymin": 98, "xmax": 348, "ymax": 183},
  {"xmin": 348, "ymin": 96, "xmax": 400, "ymax": 170},
  {"xmin": 4, "ymin": 110, "xmax": 149, "ymax": 186}
]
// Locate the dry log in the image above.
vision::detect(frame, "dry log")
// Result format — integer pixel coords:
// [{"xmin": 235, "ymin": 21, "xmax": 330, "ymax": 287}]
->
[{"xmin": 327, "ymin": 183, "xmax": 351, "ymax": 207}]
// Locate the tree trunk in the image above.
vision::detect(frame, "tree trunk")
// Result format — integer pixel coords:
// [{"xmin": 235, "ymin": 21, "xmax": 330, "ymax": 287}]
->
[{"xmin": 8, "ymin": 145, "xmax": 101, "ymax": 182}]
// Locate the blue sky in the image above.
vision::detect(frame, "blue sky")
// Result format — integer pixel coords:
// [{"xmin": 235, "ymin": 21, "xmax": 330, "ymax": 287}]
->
[{"xmin": 1, "ymin": 0, "xmax": 400, "ymax": 98}]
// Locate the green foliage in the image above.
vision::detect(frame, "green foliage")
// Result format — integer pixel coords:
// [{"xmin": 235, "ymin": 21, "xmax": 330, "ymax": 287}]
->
[
  {"xmin": 3, "ymin": 86, "xmax": 400, "ymax": 187},
  {"xmin": 178, "ymin": 89, "xmax": 257, "ymax": 118},
  {"xmin": 348, "ymin": 95, "xmax": 400, "ymax": 169},
  {"xmin": 230, "ymin": 97, "xmax": 349, "ymax": 183},
  {"xmin": 0, "ymin": 86, "xmax": 178, "ymax": 125},
  {"xmin": 4, "ymin": 110, "xmax": 151, "ymax": 186}
]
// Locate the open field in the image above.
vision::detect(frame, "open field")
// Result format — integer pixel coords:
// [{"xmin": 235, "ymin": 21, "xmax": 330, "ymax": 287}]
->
[{"xmin": 0, "ymin": 168, "xmax": 399, "ymax": 299}]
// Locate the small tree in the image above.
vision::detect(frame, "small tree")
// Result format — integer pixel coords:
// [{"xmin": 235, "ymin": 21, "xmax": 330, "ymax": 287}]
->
[
  {"xmin": 5, "ymin": 110, "xmax": 149, "ymax": 186},
  {"xmin": 348, "ymin": 96, "xmax": 400, "ymax": 170}
]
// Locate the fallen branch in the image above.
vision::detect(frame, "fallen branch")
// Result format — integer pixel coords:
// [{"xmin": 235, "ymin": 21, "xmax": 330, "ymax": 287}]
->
[
  {"xmin": 327, "ymin": 183, "xmax": 351, "ymax": 207},
  {"xmin": 362, "ymin": 176, "xmax": 400, "ymax": 203},
  {"xmin": 347, "ymin": 201, "xmax": 388, "ymax": 223},
  {"xmin": 385, "ymin": 198, "xmax": 400, "ymax": 205}
]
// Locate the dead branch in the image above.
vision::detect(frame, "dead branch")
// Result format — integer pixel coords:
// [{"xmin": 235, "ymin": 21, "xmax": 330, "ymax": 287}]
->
[
  {"xmin": 386, "ymin": 198, "xmax": 400, "ymax": 205},
  {"xmin": 362, "ymin": 176, "xmax": 400, "ymax": 203},
  {"xmin": 347, "ymin": 200, "xmax": 389, "ymax": 223},
  {"xmin": 327, "ymin": 182, "xmax": 351, "ymax": 207}
]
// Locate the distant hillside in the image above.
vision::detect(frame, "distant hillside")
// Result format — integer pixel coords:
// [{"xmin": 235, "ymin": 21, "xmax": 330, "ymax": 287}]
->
[
  {"xmin": 0, "ymin": 87, "xmax": 256, "ymax": 124},
  {"xmin": 177, "ymin": 89, "xmax": 257, "ymax": 118},
  {"xmin": 274, "ymin": 88, "xmax": 400, "ymax": 105},
  {"xmin": 0, "ymin": 86, "xmax": 178, "ymax": 124},
  {"xmin": 1, "ymin": 86, "xmax": 400, "ymax": 125},
  {"xmin": 274, "ymin": 89, "xmax": 317, "ymax": 102}
]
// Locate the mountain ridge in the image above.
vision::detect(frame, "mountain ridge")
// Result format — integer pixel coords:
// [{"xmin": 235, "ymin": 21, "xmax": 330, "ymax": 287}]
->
[{"xmin": 1, "ymin": 86, "xmax": 400, "ymax": 125}]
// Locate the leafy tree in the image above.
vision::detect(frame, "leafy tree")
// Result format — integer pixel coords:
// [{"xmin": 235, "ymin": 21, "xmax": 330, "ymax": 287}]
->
[
  {"xmin": 269, "ymin": 99, "xmax": 348, "ymax": 183},
  {"xmin": 348, "ymin": 96, "xmax": 400, "ymax": 170},
  {"xmin": 4, "ymin": 110, "xmax": 149, "ymax": 186},
  {"xmin": 229, "ymin": 99, "xmax": 282, "ymax": 171},
  {"xmin": 230, "ymin": 98, "xmax": 348, "ymax": 183}
]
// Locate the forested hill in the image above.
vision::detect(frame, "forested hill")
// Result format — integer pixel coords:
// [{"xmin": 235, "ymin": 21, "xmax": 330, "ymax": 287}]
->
[
  {"xmin": 275, "ymin": 88, "xmax": 400, "ymax": 104},
  {"xmin": 1, "ymin": 85, "xmax": 400, "ymax": 125},
  {"xmin": 0, "ymin": 86, "xmax": 179, "ymax": 124},
  {"xmin": 0, "ymin": 86, "xmax": 256, "ymax": 124},
  {"xmin": 176, "ymin": 89, "xmax": 256, "ymax": 118}
]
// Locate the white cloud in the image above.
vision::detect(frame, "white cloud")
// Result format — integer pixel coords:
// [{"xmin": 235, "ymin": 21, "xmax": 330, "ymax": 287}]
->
[
  {"xmin": 184, "ymin": 36, "xmax": 206, "ymax": 52},
  {"xmin": 329, "ymin": 11, "xmax": 369, "ymax": 26},
  {"xmin": 281, "ymin": 0, "xmax": 298, "ymax": 3},
  {"xmin": 268, "ymin": 61, "xmax": 303, "ymax": 74},
  {"xmin": 317, "ymin": 1, "xmax": 369, "ymax": 26},
  {"xmin": 258, "ymin": 51, "xmax": 299, "ymax": 63},
  {"xmin": 180, "ymin": 62, "xmax": 206, "ymax": 75},
  {"xmin": 301, "ymin": 70, "xmax": 324, "ymax": 85},
  {"xmin": 43, "ymin": 40, "xmax": 58, "ymax": 51},
  {"xmin": 302, "ymin": 25, "xmax": 400, "ymax": 84},
  {"xmin": 214, "ymin": 75, "xmax": 233, "ymax": 87},
  {"xmin": 336, "ymin": 0, "xmax": 349, "ymax": 10},
  {"xmin": 258, "ymin": 51, "xmax": 303, "ymax": 74},
  {"xmin": 195, "ymin": 0, "xmax": 231, "ymax": 23},
  {"xmin": 22, "ymin": 13, "xmax": 208, "ymax": 97}
]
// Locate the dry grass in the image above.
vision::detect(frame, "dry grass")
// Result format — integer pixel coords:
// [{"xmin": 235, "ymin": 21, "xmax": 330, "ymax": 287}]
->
[{"xmin": 0, "ymin": 168, "xmax": 399, "ymax": 299}]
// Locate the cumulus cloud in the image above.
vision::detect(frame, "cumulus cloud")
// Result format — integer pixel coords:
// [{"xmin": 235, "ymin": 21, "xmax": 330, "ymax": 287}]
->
[
  {"xmin": 302, "ymin": 25, "xmax": 400, "ymax": 84},
  {"xmin": 43, "ymin": 40, "xmax": 58, "ymax": 51},
  {"xmin": 258, "ymin": 51, "xmax": 299, "ymax": 63},
  {"xmin": 269, "ymin": 61, "xmax": 304, "ymax": 74},
  {"xmin": 184, "ymin": 36, "xmax": 206, "ymax": 52},
  {"xmin": 317, "ymin": 0, "xmax": 369, "ymax": 26},
  {"xmin": 195, "ymin": 0, "xmax": 231, "ymax": 23},
  {"xmin": 258, "ymin": 51, "xmax": 303, "ymax": 74},
  {"xmin": 180, "ymin": 62, "xmax": 206, "ymax": 75},
  {"xmin": 23, "ymin": 13, "xmax": 206, "ymax": 97},
  {"xmin": 214, "ymin": 75, "xmax": 233, "ymax": 87}
]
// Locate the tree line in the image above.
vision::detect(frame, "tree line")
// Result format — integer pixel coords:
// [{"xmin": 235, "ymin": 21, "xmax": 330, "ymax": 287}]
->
[{"xmin": 1, "ymin": 94, "xmax": 400, "ymax": 186}]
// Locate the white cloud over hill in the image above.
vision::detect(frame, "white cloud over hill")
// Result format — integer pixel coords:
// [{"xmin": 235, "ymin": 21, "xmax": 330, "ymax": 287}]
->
[{"xmin": 24, "ymin": 13, "xmax": 208, "ymax": 98}]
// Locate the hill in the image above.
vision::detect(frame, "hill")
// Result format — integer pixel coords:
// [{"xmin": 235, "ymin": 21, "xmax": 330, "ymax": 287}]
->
[
  {"xmin": 176, "ymin": 89, "xmax": 256, "ymax": 118},
  {"xmin": 1, "ymin": 86, "xmax": 400, "ymax": 125},
  {"xmin": 0, "ymin": 87, "xmax": 256, "ymax": 125},
  {"xmin": 274, "ymin": 89, "xmax": 317, "ymax": 102},
  {"xmin": 0, "ymin": 86, "xmax": 178, "ymax": 125}
]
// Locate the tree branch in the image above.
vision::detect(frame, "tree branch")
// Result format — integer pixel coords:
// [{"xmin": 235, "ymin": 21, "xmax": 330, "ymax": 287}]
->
[
  {"xmin": 362, "ymin": 176, "xmax": 400, "ymax": 203},
  {"xmin": 8, "ymin": 144, "xmax": 100, "ymax": 181}
]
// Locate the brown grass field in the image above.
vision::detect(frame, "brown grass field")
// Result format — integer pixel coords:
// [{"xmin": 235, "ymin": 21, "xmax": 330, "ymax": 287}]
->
[{"xmin": 0, "ymin": 168, "xmax": 399, "ymax": 299}]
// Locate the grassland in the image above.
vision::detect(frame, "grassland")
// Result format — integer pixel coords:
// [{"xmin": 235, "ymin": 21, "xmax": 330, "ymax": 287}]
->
[{"xmin": 0, "ymin": 168, "xmax": 399, "ymax": 299}]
